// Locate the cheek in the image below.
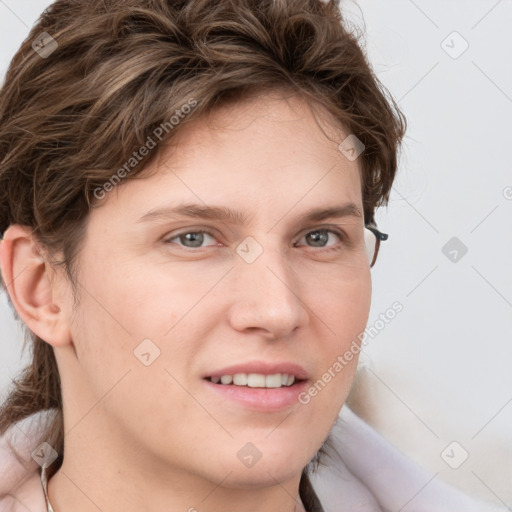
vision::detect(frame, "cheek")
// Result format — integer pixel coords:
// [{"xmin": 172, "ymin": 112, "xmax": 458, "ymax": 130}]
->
[
  {"xmin": 110, "ymin": 261, "xmax": 223, "ymax": 334},
  {"xmin": 69, "ymin": 260, "xmax": 217, "ymax": 393},
  {"xmin": 306, "ymin": 268, "xmax": 371, "ymax": 400},
  {"xmin": 66, "ymin": 270, "xmax": 199, "ymax": 438},
  {"xmin": 311, "ymin": 263, "xmax": 371, "ymax": 338},
  {"xmin": 67, "ymin": 263, "xmax": 149, "ymax": 379}
]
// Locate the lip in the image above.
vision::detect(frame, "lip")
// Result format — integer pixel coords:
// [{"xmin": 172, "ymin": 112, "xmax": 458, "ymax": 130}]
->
[
  {"xmin": 202, "ymin": 361, "xmax": 309, "ymax": 412},
  {"xmin": 203, "ymin": 378, "xmax": 309, "ymax": 412}
]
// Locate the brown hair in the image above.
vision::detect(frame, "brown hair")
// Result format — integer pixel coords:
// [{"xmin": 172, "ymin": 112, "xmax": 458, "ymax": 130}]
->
[{"xmin": 0, "ymin": 0, "xmax": 405, "ymax": 509}]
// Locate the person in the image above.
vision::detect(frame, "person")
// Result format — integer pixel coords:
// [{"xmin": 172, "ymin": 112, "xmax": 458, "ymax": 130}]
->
[{"xmin": 0, "ymin": 1, "xmax": 504, "ymax": 511}]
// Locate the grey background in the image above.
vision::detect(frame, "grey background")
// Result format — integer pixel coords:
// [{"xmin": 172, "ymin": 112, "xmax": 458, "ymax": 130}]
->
[{"xmin": 1, "ymin": 0, "xmax": 511, "ymax": 507}]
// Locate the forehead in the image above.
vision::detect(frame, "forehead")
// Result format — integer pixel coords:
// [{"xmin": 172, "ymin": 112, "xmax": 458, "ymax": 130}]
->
[
  {"xmin": 169, "ymin": 89, "xmax": 351, "ymax": 160},
  {"xmin": 96, "ymin": 91, "xmax": 364, "ymax": 226}
]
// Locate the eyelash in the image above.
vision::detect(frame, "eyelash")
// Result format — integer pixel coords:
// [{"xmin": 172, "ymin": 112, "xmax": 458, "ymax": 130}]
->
[{"xmin": 163, "ymin": 226, "xmax": 348, "ymax": 253}]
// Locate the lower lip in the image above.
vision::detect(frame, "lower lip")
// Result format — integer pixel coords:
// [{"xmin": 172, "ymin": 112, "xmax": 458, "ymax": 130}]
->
[{"xmin": 203, "ymin": 379, "xmax": 309, "ymax": 412}]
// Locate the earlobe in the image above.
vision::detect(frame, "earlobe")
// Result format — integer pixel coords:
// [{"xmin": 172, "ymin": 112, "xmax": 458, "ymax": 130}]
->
[{"xmin": 0, "ymin": 224, "xmax": 70, "ymax": 347}]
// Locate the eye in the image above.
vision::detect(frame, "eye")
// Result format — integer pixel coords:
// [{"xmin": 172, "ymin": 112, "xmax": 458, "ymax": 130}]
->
[
  {"xmin": 165, "ymin": 229, "xmax": 218, "ymax": 249},
  {"xmin": 295, "ymin": 229, "xmax": 343, "ymax": 249}
]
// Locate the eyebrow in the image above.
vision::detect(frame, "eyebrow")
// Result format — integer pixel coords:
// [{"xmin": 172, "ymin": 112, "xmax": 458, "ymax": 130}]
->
[{"xmin": 136, "ymin": 202, "xmax": 363, "ymax": 225}]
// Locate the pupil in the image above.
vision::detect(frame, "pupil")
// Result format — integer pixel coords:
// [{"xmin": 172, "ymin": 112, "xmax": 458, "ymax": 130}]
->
[
  {"xmin": 181, "ymin": 232, "xmax": 204, "ymax": 247},
  {"xmin": 306, "ymin": 230, "xmax": 328, "ymax": 247}
]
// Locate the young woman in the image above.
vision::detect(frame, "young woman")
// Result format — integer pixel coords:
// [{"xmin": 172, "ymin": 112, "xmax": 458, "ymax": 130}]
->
[{"xmin": 0, "ymin": 1, "xmax": 505, "ymax": 511}]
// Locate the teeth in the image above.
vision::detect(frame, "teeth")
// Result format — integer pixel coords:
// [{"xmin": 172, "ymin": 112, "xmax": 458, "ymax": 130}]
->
[
  {"xmin": 212, "ymin": 373, "xmax": 298, "ymax": 388},
  {"xmin": 247, "ymin": 373, "xmax": 265, "ymax": 387},
  {"xmin": 220, "ymin": 375, "xmax": 233, "ymax": 385},
  {"xmin": 265, "ymin": 374, "xmax": 282, "ymax": 388},
  {"xmin": 233, "ymin": 373, "xmax": 248, "ymax": 386}
]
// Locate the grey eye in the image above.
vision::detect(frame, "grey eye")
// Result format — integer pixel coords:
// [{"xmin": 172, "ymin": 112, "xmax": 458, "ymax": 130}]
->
[
  {"xmin": 167, "ymin": 230, "xmax": 217, "ymax": 249},
  {"xmin": 305, "ymin": 230, "xmax": 330, "ymax": 247},
  {"xmin": 179, "ymin": 232, "xmax": 205, "ymax": 248}
]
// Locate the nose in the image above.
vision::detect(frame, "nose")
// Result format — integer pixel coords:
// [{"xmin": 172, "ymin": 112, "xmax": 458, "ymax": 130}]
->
[{"xmin": 226, "ymin": 245, "xmax": 309, "ymax": 340}]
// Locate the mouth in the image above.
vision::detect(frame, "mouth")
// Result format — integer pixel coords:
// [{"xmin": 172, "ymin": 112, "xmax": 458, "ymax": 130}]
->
[
  {"xmin": 205, "ymin": 372, "xmax": 304, "ymax": 388},
  {"xmin": 202, "ymin": 362, "xmax": 309, "ymax": 411}
]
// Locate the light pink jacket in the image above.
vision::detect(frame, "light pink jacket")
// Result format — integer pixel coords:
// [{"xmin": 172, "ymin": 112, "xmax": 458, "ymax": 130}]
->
[{"xmin": 0, "ymin": 406, "xmax": 505, "ymax": 512}]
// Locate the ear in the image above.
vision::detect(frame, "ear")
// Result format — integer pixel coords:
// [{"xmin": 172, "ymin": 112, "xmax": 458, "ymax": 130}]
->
[{"xmin": 0, "ymin": 224, "xmax": 72, "ymax": 347}]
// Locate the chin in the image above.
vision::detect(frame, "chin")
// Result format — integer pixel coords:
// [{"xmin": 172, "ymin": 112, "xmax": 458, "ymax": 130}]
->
[
  {"xmin": 220, "ymin": 464, "xmax": 304, "ymax": 490},
  {"xmin": 217, "ymin": 441, "xmax": 315, "ymax": 489}
]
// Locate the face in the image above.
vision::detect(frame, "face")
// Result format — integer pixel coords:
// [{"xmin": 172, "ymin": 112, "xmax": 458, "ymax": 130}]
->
[{"xmin": 56, "ymin": 91, "xmax": 372, "ymax": 489}]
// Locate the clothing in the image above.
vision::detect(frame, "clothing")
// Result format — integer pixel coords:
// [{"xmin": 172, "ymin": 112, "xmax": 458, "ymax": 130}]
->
[
  {"xmin": 0, "ymin": 406, "xmax": 504, "ymax": 512},
  {"xmin": 41, "ymin": 467, "xmax": 54, "ymax": 512}
]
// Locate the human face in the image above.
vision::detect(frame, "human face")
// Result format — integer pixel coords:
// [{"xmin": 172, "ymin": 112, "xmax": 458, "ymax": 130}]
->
[{"xmin": 59, "ymin": 91, "xmax": 371, "ymax": 492}]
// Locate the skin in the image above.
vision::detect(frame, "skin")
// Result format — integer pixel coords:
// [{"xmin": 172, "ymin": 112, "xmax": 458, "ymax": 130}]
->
[{"xmin": 0, "ymin": 90, "xmax": 372, "ymax": 512}]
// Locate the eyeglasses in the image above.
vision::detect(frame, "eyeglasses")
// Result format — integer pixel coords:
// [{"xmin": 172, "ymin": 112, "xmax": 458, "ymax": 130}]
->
[{"xmin": 364, "ymin": 224, "xmax": 388, "ymax": 268}]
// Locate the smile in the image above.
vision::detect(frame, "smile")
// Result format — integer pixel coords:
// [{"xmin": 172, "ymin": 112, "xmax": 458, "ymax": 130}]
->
[{"xmin": 206, "ymin": 373, "xmax": 298, "ymax": 388}]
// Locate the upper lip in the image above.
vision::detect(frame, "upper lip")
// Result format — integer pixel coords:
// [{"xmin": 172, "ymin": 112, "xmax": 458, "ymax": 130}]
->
[{"xmin": 205, "ymin": 361, "xmax": 308, "ymax": 380}]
